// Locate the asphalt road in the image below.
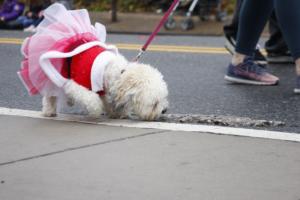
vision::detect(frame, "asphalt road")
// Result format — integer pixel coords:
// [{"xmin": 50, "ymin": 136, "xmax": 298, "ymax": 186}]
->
[{"xmin": 0, "ymin": 30, "xmax": 299, "ymax": 133}]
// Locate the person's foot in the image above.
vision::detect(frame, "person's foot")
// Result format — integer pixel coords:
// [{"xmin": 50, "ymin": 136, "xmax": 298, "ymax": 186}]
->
[
  {"xmin": 224, "ymin": 34, "xmax": 267, "ymax": 65},
  {"xmin": 224, "ymin": 57, "xmax": 279, "ymax": 85},
  {"xmin": 267, "ymin": 52, "xmax": 294, "ymax": 64},
  {"xmin": 294, "ymin": 76, "xmax": 300, "ymax": 94},
  {"xmin": 24, "ymin": 25, "xmax": 36, "ymax": 32},
  {"xmin": 224, "ymin": 34, "xmax": 236, "ymax": 54},
  {"xmin": 253, "ymin": 48, "xmax": 267, "ymax": 65}
]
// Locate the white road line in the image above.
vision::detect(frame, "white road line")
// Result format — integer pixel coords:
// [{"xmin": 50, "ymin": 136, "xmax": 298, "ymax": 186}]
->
[{"xmin": 0, "ymin": 107, "xmax": 299, "ymax": 143}]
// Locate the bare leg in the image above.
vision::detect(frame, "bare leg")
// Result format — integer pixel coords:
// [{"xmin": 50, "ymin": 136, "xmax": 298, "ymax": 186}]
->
[{"xmin": 231, "ymin": 53, "xmax": 246, "ymax": 65}]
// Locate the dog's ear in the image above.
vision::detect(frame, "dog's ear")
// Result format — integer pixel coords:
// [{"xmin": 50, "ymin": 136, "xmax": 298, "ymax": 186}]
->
[
  {"xmin": 152, "ymin": 100, "xmax": 159, "ymax": 112},
  {"xmin": 113, "ymin": 92, "xmax": 134, "ymax": 114},
  {"xmin": 114, "ymin": 103, "xmax": 125, "ymax": 113}
]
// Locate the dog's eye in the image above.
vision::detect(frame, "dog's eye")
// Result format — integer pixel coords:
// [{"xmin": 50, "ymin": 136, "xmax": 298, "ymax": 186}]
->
[
  {"xmin": 152, "ymin": 101, "xmax": 159, "ymax": 111},
  {"xmin": 121, "ymin": 69, "xmax": 126, "ymax": 74}
]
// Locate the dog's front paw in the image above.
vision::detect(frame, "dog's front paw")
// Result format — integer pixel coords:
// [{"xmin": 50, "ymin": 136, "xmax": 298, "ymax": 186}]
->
[
  {"xmin": 85, "ymin": 98, "xmax": 103, "ymax": 118},
  {"xmin": 42, "ymin": 110, "xmax": 57, "ymax": 117},
  {"xmin": 108, "ymin": 112, "xmax": 121, "ymax": 119},
  {"xmin": 42, "ymin": 96, "xmax": 57, "ymax": 117}
]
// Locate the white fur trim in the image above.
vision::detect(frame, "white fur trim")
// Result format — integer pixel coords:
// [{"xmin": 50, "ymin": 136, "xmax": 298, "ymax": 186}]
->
[
  {"xmin": 91, "ymin": 51, "xmax": 116, "ymax": 92},
  {"xmin": 20, "ymin": 37, "xmax": 29, "ymax": 57},
  {"xmin": 17, "ymin": 71, "xmax": 32, "ymax": 95},
  {"xmin": 39, "ymin": 41, "xmax": 118, "ymax": 88},
  {"xmin": 95, "ymin": 22, "xmax": 107, "ymax": 43}
]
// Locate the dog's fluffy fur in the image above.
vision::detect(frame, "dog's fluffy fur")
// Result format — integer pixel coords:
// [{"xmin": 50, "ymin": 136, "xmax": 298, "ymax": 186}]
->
[{"xmin": 42, "ymin": 54, "xmax": 169, "ymax": 121}]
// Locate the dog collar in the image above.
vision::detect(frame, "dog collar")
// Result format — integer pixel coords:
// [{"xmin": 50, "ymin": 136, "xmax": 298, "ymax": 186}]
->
[{"xmin": 97, "ymin": 90, "xmax": 105, "ymax": 96}]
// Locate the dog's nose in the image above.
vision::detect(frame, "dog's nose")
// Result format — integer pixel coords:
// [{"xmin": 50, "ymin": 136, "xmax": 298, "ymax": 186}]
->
[{"xmin": 162, "ymin": 108, "xmax": 167, "ymax": 114}]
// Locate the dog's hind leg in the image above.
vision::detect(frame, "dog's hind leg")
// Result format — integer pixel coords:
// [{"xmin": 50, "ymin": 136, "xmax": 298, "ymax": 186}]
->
[
  {"xmin": 42, "ymin": 96, "xmax": 57, "ymax": 117},
  {"xmin": 63, "ymin": 80, "xmax": 104, "ymax": 118},
  {"xmin": 67, "ymin": 97, "xmax": 75, "ymax": 107}
]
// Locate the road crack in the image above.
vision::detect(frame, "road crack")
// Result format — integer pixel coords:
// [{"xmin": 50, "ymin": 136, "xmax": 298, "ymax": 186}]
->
[{"xmin": 0, "ymin": 130, "xmax": 166, "ymax": 167}]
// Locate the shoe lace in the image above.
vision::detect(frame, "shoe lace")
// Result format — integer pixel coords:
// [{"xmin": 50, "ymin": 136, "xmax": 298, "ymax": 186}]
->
[{"xmin": 243, "ymin": 58, "xmax": 267, "ymax": 75}]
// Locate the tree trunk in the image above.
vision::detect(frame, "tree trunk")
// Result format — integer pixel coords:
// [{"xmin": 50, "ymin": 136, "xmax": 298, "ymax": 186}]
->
[{"xmin": 111, "ymin": 0, "xmax": 118, "ymax": 22}]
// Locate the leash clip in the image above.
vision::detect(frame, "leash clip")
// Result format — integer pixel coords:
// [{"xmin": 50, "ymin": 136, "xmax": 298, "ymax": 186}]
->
[{"xmin": 133, "ymin": 49, "xmax": 145, "ymax": 62}]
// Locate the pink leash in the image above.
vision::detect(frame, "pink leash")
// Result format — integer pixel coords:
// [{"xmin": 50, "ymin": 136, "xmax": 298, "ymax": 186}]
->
[{"xmin": 133, "ymin": 0, "xmax": 180, "ymax": 61}]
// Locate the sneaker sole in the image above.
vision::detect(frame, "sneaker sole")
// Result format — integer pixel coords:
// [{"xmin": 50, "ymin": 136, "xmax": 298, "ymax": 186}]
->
[
  {"xmin": 267, "ymin": 56, "xmax": 294, "ymax": 64},
  {"xmin": 255, "ymin": 60, "xmax": 268, "ymax": 65},
  {"xmin": 294, "ymin": 88, "xmax": 300, "ymax": 94},
  {"xmin": 224, "ymin": 75, "xmax": 278, "ymax": 86},
  {"xmin": 224, "ymin": 40, "xmax": 235, "ymax": 55}
]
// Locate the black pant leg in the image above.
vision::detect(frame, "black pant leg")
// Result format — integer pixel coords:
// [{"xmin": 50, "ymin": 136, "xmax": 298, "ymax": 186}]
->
[
  {"xmin": 265, "ymin": 11, "xmax": 289, "ymax": 54},
  {"xmin": 274, "ymin": 0, "xmax": 300, "ymax": 59},
  {"xmin": 223, "ymin": 0, "xmax": 243, "ymax": 39},
  {"xmin": 0, "ymin": 20, "xmax": 9, "ymax": 29},
  {"xmin": 236, "ymin": 0, "xmax": 273, "ymax": 56}
]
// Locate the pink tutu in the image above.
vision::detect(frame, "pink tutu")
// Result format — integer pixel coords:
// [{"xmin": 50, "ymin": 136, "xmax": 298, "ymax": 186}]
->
[{"xmin": 18, "ymin": 3, "xmax": 108, "ymax": 96}]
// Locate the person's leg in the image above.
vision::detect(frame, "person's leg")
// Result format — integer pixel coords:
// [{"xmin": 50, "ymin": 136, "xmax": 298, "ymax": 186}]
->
[
  {"xmin": 223, "ymin": 0, "xmax": 266, "ymax": 64},
  {"xmin": 33, "ymin": 17, "xmax": 43, "ymax": 27},
  {"xmin": 274, "ymin": 0, "xmax": 300, "ymax": 60},
  {"xmin": 265, "ymin": 12, "xmax": 288, "ymax": 54},
  {"xmin": 274, "ymin": 0, "xmax": 300, "ymax": 92},
  {"xmin": 5, "ymin": 20, "xmax": 23, "ymax": 30},
  {"xmin": 225, "ymin": 0, "xmax": 279, "ymax": 85},
  {"xmin": 265, "ymin": 12, "xmax": 293, "ymax": 63},
  {"xmin": 235, "ymin": 0, "xmax": 273, "ymax": 57},
  {"xmin": 223, "ymin": 0, "xmax": 243, "ymax": 40},
  {"xmin": 0, "ymin": 20, "xmax": 8, "ymax": 29},
  {"xmin": 23, "ymin": 18, "xmax": 34, "ymax": 28}
]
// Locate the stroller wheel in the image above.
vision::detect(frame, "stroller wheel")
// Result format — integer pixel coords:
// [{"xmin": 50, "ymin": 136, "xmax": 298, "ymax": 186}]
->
[
  {"xmin": 181, "ymin": 18, "xmax": 194, "ymax": 31},
  {"xmin": 164, "ymin": 18, "xmax": 176, "ymax": 30}
]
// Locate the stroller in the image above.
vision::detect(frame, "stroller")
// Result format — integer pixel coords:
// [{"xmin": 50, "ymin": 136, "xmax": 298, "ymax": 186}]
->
[{"xmin": 164, "ymin": 0, "xmax": 226, "ymax": 31}]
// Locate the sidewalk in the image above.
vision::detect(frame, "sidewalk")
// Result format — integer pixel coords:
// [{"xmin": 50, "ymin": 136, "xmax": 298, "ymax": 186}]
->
[
  {"xmin": 89, "ymin": 11, "xmax": 226, "ymax": 36},
  {"xmin": 0, "ymin": 113, "xmax": 299, "ymax": 200}
]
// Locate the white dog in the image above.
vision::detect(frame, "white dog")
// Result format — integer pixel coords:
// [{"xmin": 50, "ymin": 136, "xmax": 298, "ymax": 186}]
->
[
  {"xmin": 18, "ymin": 3, "xmax": 168, "ymax": 121},
  {"xmin": 42, "ymin": 54, "xmax": 169, "ymax": 121}
]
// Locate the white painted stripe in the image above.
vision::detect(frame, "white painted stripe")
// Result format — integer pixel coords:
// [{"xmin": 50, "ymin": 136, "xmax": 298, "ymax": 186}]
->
[{"xmin": 0, "ymin": 107, "xmax": 299, "ymax": 142}]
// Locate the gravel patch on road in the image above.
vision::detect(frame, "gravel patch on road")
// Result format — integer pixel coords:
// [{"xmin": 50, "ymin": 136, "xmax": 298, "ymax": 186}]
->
[{"xmin": 160, "ymin": 114, "xmax": 285, "ymax": 128}]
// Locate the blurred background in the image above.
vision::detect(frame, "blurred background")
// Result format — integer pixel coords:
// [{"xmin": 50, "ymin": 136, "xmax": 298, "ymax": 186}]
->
[{"xmin": 0, "ymin": 0, "xmax": 236, "ymax": 34}]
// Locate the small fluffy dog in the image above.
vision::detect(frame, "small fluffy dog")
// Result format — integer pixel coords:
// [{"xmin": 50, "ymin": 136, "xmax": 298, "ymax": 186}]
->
[
  {"xmin": 18, "ymin": 3, "xmax": 168, "ymax": 121},
  {"xmin": 42, "ymin": 54, "xmax": 169, "ymax": 121}
]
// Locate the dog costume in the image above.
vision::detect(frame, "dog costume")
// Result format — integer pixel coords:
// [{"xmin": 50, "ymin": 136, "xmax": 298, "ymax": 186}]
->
[{"xmin": 18, "ymin": 3, "xmax": 118, "ymax": 97}]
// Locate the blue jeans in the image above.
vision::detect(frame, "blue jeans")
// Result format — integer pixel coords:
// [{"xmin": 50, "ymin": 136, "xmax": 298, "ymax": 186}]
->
[{"xmin": 16, "ymin": 16, "xmax": 34, "ymax": 27}]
